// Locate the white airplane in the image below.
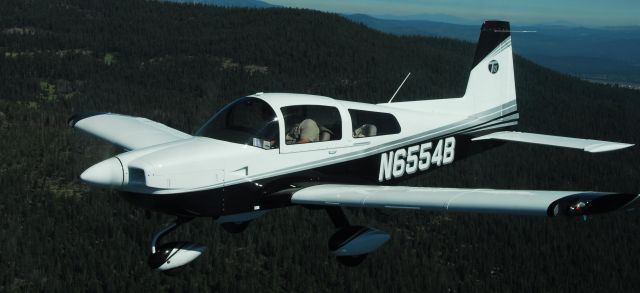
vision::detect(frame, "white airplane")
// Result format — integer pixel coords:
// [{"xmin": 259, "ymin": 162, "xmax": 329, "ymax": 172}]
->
[{"xmin": 70, "ymin": 21, "xmax": 637, "ymax": 272}]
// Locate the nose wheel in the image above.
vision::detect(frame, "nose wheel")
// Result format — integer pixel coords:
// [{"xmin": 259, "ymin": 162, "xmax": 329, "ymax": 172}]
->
[{"xmin": 148, "ymin": 217, "xmax": 207, "ymax": 274}]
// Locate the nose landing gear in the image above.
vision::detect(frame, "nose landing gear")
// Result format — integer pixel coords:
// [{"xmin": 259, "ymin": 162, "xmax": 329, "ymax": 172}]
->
[{"xmin": 147, "ymin": 217, "xmax": 207, "ymax": 274}]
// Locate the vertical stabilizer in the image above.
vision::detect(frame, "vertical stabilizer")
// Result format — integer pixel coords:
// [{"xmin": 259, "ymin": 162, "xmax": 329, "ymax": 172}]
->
[
  {"xmin": 380, "ymin": 20, "xmax": 518, "ymax": 127},
  {"xmin": 463, "ymin": 20, "xmax": 517, "ymax": 117}
]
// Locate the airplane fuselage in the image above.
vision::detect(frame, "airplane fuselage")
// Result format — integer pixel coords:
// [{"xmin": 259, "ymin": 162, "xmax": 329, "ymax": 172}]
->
[{"xmin": 113, "ymin": 93, "xmax": 511, "ymax": 219}]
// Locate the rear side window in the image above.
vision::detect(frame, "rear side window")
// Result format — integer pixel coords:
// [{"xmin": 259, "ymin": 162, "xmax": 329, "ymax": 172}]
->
[
  {"xmin": 281, "ymin": 105, "xmax": 342, "ymax": 144},
  {"xmin": 349, "ymin": 109, "xmax": 401, "ymax": 138}
]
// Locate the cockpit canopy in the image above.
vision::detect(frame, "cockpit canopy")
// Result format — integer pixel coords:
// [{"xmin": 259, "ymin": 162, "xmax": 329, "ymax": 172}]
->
[
  {"xmin": 196, "ymin": 97, "xmax": 279, "ymax": 149},
  {"xmin": 197, "ymin": 94, "xmax": 402, "ymax": 150}
]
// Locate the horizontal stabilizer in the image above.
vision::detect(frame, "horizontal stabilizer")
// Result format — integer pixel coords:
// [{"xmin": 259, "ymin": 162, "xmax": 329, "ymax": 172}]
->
[
  {"xmin": 68, "ymin": 113, "xmax": 191, "ymax": 150},
  {"xmin": 472, "ymin": 131, "xmax": 633, "ymax": 153},
  {"xmin": 291, "ymin": 184, "xmax": 638, "ymax": 217}
]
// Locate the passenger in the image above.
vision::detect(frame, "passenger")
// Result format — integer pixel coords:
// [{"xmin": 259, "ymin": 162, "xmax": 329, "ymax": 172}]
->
[
  {"xmin": 353, "ymin": 124, "xmax": 377, "ymax": 138},
  {"xmin": 286, "ymin": 118, "xmax": 320, "ymax": 144}
]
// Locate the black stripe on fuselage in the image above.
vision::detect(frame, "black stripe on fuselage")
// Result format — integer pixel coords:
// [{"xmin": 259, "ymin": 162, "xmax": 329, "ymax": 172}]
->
[
  {"xmin": 453, "ymin": 110, "xmax": 518, "ymax": 135},
  {"xmin": 117, "ymin": 129, "xmax": 512, "ymax": 218}
]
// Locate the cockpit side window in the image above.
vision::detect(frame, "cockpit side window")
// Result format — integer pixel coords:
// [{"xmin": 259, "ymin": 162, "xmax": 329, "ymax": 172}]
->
[
  {"xmin": 281, "ymin": 105, "xmax": 342, "ymax": 145},
  {"xmin": 196, "ymin": 97, "xmax": 279, "ymax": 149},
  {"xmin": 349, "ymin": 109, "xmax": 401, "ymax": 138}
]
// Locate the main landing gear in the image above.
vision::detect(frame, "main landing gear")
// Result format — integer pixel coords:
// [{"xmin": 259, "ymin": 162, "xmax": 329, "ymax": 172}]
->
[
  {"xmin": 325, "ymin": 207, "xmax": 390, "ymax": 266},
  {"xmin": 144, "ymin": 209, "xmax": 390, "ymax": 272},
  {"xmin": 147, "ymin": 217, "xmax": 207, "ymax": 274}
]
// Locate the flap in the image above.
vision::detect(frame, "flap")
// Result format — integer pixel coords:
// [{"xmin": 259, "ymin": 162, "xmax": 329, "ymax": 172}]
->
[
  {"xmin": 472, "ymin": 131, "xmax": 633, "ymax": 153},
  {"xmin": 69, "ymin": 112, "xmax": 191, "ymax": 150},
  {"xmin": 291, "ymin": 184, "xmax": 638, "ymax": 217}
]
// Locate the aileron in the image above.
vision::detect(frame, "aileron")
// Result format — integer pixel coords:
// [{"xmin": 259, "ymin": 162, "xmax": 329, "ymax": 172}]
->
[{"xmin": 472, "ymin": 131, "xmax": 634, "ymax": 153}]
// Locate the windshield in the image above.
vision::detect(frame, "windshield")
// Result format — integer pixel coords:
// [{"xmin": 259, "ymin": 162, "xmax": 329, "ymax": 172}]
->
[{"xmin": 196, "ymin": 97, "xmax": 279, "ymax": 149}]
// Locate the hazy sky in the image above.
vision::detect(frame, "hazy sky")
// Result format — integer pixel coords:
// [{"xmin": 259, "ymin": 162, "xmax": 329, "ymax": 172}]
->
[{"xmin": 266, "ymin": 0, "xmax": 639, "ymax": 26}]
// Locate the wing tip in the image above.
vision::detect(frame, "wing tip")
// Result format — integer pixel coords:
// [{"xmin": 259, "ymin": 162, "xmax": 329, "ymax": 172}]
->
[
  {"xmin": 67, "ymin": 112, "xmax": 109, "ymax": 127},
  {"xmin": 584, "ymin": 143, "xmax": 635, "ymax": 153},
  {"xmin": 548, "ymin": 192, "xmax": 640, "ymax": 216}
]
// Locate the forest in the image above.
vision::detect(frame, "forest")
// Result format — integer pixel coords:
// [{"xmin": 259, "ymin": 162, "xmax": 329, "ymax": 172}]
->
[{"xmin": 1, "ymin": 0, "xmax": 640, "ymax": 292}]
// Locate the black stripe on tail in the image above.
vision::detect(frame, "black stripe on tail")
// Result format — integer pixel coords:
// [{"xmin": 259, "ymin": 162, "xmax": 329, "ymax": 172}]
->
[{"xmin": 472, "ymin": 21, "xmax": 511, "ymax": 68}]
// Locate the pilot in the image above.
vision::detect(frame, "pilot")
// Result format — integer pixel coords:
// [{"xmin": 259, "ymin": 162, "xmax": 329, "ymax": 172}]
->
[{"xmin": 285, "ymin": 118, "xmax": 320, "ymax": 144}]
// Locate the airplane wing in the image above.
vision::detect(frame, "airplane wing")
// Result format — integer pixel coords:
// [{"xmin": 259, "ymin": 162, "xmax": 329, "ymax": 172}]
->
[
  {"xmin": 68, "ymin": 112, "xmax": 192, "ymax": 150},
  {"xmin": 290, "ymin": 184, "xmax": 639, "ymax": 217},
  {"xmin": 472, "ymin": 131, "xmax": 633, "ymax": 153}
]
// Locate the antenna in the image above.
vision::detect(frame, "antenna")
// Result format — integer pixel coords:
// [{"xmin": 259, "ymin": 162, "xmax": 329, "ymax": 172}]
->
[
  {"xmin": 495, "ymin": 29, "xmax": 537, "ymax": 33},
  {"xmin": 387, "ymin": 72, "xmax": 411, "ymax": 103}
]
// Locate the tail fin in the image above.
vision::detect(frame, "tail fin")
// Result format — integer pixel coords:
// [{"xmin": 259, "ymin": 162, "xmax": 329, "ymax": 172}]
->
[
  {"xmin": 463, "ymin": 20, "xmax": 517, "ymax": 117},
  {"xmin": 382, "ymin": 20, "xmax": 517, "ymax": 124}
]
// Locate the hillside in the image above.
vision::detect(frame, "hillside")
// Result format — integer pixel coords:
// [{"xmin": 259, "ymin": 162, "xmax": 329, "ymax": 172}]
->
[
  {"xmin": 2, "ymin": 0, "xmax": 640, "ymax": 292},
  {"xmin": 345, "ymin": 14, "xmax": 640, "ymax": 87}
]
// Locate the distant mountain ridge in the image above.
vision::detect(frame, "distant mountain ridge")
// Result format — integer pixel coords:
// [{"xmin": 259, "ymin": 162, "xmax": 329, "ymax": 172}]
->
[
  {"xmin": 159, "ymin": 0, "xmax": 640, "ymax": 87},
  {"xmin": 345, "ymin": 14, "xmax": 640, "ymax": 86},
  {"xmin": 372, "ymin": 13, "xmax": 480, "ymax": 25},
  {"xmin": 166, "ymin": 0, "xmax": 276, "ymax": 8},
  {"xmin": 160, "ymin": 1, "xmax": 639, "ymax": 86}
]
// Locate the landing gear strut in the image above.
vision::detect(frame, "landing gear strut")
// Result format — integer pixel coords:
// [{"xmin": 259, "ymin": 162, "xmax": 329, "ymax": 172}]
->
[
  {"xmin": 147, "ymin": 217, "xmax": 207, "ymax": 274},
  {"xmin": 325, "ymin": 207, "xmax": 390, "ymax": 266}
]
